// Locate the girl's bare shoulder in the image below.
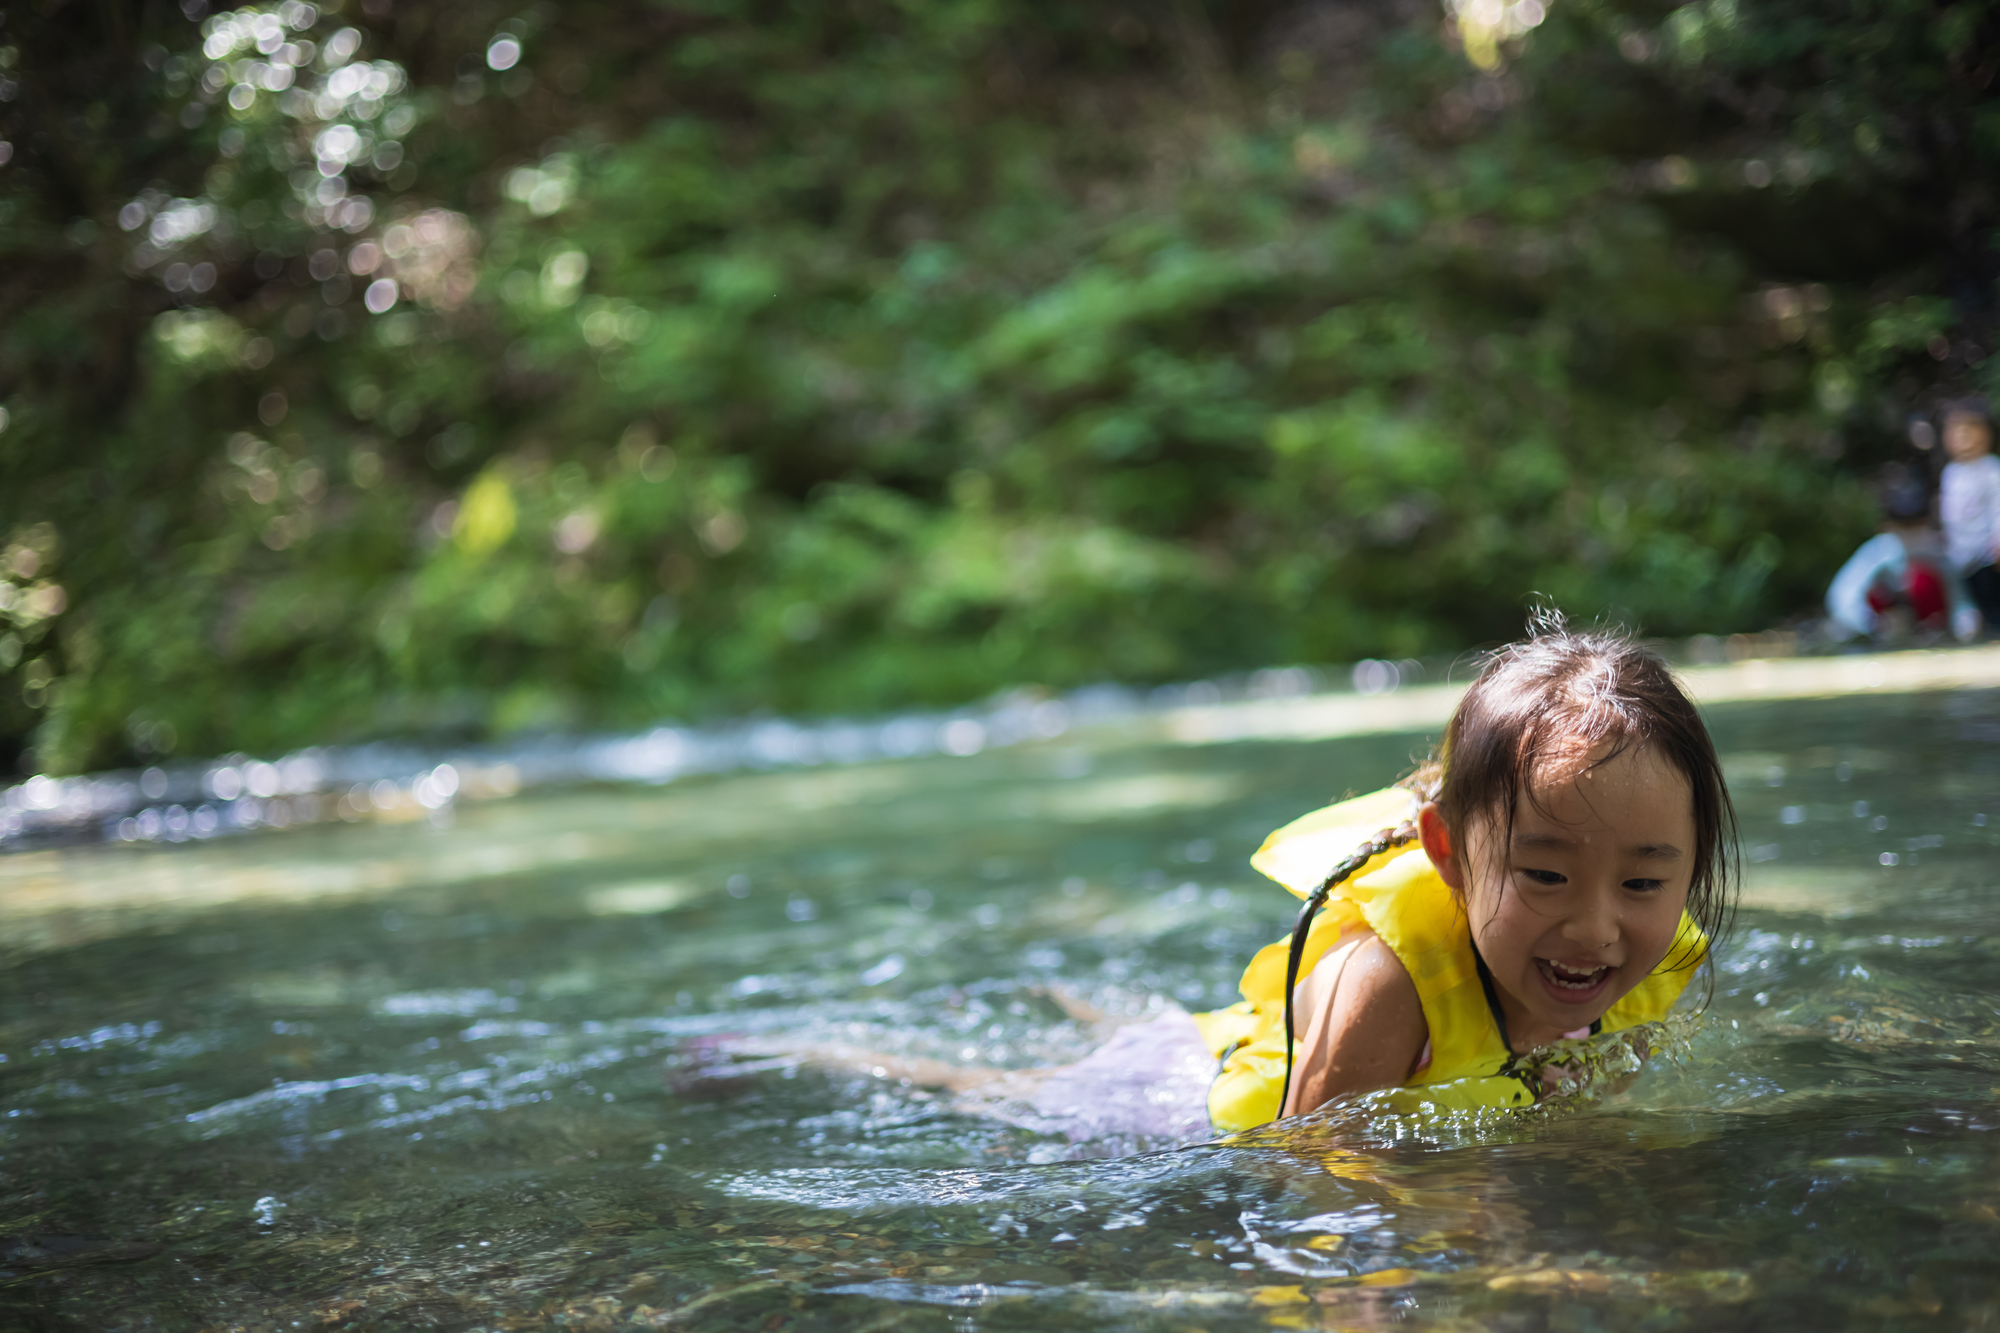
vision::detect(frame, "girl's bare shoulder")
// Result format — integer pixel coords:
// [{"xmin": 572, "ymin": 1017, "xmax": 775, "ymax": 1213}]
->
[
  {"xmin": 1287, "ymin": 928, "xmax": 1429, "ymax": 1112},
  {"xmin": 1320, "ymin": 929, "xmax": 1422, "ymax": 1022}
]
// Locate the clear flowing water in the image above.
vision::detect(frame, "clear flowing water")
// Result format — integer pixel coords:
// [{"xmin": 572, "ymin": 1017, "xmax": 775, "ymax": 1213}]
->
[{"xmin": 4, "ymin": 688, "xmax": 2000, "ymax": 1331}]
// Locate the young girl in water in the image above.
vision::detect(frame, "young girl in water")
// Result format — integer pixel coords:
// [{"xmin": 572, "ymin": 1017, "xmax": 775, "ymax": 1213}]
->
[
  {"xmin": 1193, "ymin": 618, "xmax": 1736, "ymax": 1130},
  {"xmin": 701, "ymin": 620, "xmax": 1734, "ymax": 1144}
]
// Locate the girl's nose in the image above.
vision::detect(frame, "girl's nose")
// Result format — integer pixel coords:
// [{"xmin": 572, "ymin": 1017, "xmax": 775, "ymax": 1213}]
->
[{"xmin": 1563, "ymin": 888, "xmax": 1619, "ymax": 950}]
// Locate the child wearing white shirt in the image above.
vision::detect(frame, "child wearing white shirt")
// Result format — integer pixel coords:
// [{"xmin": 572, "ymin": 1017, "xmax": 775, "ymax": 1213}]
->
[{"xmin": 1940, "ymin": 397, "xmax": 2000, "ymax": 633}]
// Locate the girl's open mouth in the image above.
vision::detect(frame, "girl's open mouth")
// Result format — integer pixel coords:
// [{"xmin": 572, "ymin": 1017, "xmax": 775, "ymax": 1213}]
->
[{"xmin": 1535, "ymin": 958, "xmax": 1613, "ymax": 1001}]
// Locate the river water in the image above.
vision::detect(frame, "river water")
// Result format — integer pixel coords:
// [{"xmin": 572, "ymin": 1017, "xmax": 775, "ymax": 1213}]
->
[{"xmin": 3, "ymin": 685, "xmax": 1998, "ymax": 1330}]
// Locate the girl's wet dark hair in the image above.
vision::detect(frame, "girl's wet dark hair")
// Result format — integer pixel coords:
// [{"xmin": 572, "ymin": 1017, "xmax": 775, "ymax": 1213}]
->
[{"xmin": 1417, "ymin": 612, "xmax": 1738, "ymax": 969}]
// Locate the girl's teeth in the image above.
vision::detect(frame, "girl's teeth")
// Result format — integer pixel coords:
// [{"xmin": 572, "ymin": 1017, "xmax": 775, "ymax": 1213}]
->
[{"xmin": 1542, "ymin": 961, "xmax": 1609, "ymax": 989}]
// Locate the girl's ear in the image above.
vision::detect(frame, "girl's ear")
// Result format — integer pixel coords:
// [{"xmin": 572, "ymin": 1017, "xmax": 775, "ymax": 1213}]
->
[{"xmin": 1418, "ymin": 802, "xmax": 1466, "ymax": 893}]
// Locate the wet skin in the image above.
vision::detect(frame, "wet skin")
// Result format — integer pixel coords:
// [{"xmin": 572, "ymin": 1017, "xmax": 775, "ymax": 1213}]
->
[
  {"xmin": 1285, "ymin": 742, "xmax": 1696, "ymax": 1115},
  {"xmin": 1425, "ymin": 742, "xmax": 1696, "ymax": 1052}
]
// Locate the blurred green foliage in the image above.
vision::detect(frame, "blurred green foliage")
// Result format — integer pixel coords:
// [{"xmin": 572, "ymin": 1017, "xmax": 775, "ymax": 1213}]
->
[{"xmin": 2, "ymin": 0, "xmax": 1995, "ymax": 772}]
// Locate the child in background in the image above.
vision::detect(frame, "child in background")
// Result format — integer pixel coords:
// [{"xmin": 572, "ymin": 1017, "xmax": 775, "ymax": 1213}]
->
[
  {"xmin": 1198, "ymin": 618, "xmax": 1735, "ymax": 1128},
  {"xmin": 1940, "ymin": 397, "xmax": 2000, "ymax": 633},
  {"xmin": 1825, "ymin": 475, "xmax": 1978, "ymax": 644}
]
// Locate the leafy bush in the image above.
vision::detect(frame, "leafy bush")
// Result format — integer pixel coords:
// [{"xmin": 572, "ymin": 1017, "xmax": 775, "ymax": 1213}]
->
[{"xmin": 2, "ymin": 0, "xmax": 1991, "ymax": 772}]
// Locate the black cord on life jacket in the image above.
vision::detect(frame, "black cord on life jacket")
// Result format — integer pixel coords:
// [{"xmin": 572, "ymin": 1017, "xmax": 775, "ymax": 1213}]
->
[
  {"xmin": 1276, "ymin": 820, "xmax": 1422, "ymax": 1120},
  {"xmin": 1277, "ymin": 877, "xmax": 1334, "ymax": 1119}
]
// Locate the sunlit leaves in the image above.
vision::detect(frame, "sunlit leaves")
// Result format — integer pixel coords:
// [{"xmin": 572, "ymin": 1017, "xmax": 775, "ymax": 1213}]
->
[
  {"xmin": 454, "ymin": 471, "xmax": 518, "ymax": 558},
  {"xmin": 126, "ymin": 1, "xmax": 423, "ymax": 302},
  {"xmin": 153, "ymin": 310, "xmax": 247, "ymax": 369},
  {"xmin": 0, "ymin": 0, "xmax": 1947, "ymax": 771}
]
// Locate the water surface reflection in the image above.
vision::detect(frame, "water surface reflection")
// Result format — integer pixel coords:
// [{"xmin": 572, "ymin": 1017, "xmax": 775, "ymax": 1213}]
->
[{"xmin": 4, "ymin": 689, "xmax": 2000, "ymax": 1329}]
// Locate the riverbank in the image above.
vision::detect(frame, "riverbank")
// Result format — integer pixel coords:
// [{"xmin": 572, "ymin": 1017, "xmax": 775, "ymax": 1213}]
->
[
  {"xmin": 7, "ymin": 640, "xmax": 2000, "ymax": 853},
  {"xmin": 1159, "ymin": 642, "xmax": 2000, "ymax": 746}
]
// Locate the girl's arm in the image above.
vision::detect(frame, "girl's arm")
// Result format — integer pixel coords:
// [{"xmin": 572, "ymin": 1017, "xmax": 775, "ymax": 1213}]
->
[{"xmin": 1281, "ymin": 929, "xmax": 1429, "ymax": 1117}]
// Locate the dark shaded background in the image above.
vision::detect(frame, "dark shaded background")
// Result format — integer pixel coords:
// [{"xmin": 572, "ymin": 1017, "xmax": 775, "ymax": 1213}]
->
[{"xmin": 3, "ymin": 0, "xmax": 1995, "ymax": 774}]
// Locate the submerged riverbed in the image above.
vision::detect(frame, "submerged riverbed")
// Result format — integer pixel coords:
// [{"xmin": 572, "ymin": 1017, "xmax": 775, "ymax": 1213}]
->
[{"xmin": 4, "ymin": 684, "xmax": 2000, "ymax": 1330}]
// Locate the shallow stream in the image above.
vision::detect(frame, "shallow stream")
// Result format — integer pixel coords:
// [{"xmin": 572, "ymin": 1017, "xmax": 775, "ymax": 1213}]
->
[{"xmin": 4, "ymin": 686, "xmax": 2000, "ymax": 1330}]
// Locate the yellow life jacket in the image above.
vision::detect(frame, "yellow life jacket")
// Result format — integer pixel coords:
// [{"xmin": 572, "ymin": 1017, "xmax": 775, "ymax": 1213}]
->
[{"xmin": 1190, "ymin": 786, "xmax": 1708, "ymax": 1133}]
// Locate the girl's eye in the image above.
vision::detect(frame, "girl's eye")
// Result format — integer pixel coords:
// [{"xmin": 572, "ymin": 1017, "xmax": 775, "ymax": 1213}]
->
[
  {"xmin": 1623, "ymin": 879, "xmax": 1664, "ymax": 892},
  {"xmin": 1518, "ymin": 867, "xmax": 1566, "ymax": 886}
]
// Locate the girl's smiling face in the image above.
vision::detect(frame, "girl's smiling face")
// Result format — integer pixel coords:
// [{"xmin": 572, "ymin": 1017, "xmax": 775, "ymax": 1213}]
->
[{"xmin": 1422, "ymin": 741, "xmax": 1697, "ymax": 1051}]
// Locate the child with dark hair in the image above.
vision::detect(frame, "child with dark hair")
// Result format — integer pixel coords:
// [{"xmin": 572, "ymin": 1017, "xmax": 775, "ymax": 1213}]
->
[
  {"xmin": 700, "ymin": 619, "xmax": 1739, "ymax": 1146},
  {"xmin": 1825, "ymin": 472, "xmax": 1977, "ymax": 643},
  {"xmin": 1197, "ymin": 616, "xmax": 1737, "ymax": 1128},
  {"xmin": 1940, "ymin": 397, "xmax": 2000, "ymax": 632}
]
